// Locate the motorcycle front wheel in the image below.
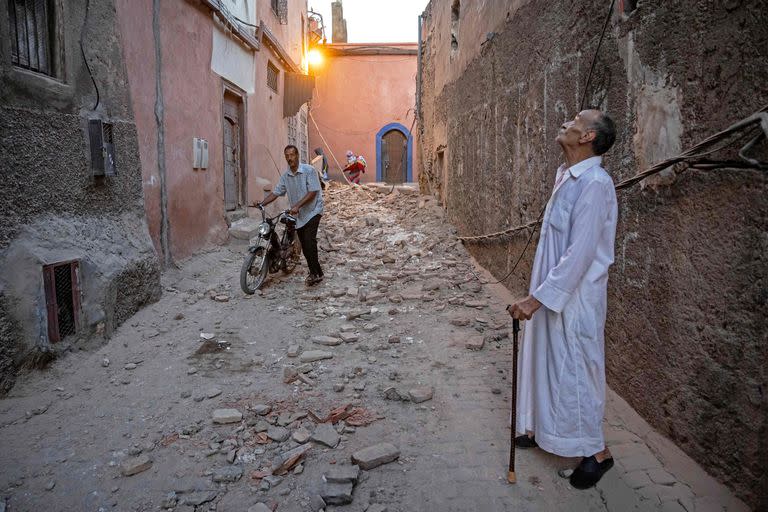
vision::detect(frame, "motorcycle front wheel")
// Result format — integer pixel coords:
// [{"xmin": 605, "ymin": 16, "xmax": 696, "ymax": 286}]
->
[{"xmin": 240, "ymin": 245, "xmax": 269, "ymax": 294}]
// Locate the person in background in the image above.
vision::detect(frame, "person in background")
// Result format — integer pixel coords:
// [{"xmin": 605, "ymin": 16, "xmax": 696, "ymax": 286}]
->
[
  {"xmin": 314, "ymin": 147, "xmax": 329, "ymax": 186},
  {"xmin": 343, "ymin": 150, "xmax": 366, "ymax": 184}
]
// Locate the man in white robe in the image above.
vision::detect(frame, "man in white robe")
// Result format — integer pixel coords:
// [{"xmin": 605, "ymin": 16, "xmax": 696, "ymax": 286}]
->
[{"xmin": 508, "ymin": 109, "xmax": 618, "ymax": 489}]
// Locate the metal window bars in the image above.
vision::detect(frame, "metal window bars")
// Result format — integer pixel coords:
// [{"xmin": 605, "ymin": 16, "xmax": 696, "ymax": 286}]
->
[{"xmin": 8, "ymin": 0, "xmax": 53, "ymax": 76}]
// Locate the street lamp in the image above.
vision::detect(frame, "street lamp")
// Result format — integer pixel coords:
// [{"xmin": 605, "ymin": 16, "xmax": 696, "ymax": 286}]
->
[{"xmin": 308, "ymin": 48, "xmax": 323, "ymax": 68}]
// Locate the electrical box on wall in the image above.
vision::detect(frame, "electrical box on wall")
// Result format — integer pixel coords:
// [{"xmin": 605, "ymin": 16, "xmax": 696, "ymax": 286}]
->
[
  {"xmin": 193, "ymin": 137, "xmax": 209, "ymax": 169},
  {"xmin": 89, "ymin": 119, "xmax": 117, "ymax": 177}
]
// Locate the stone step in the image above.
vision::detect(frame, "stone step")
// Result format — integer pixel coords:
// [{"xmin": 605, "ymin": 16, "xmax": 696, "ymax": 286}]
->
[
  {"xmin": 225, "ymin": 208, "xmax": 247, "ymax": 227},
  {"xmin": 228, "ymin": 217, "xmax": 261, "ymax": 240}
]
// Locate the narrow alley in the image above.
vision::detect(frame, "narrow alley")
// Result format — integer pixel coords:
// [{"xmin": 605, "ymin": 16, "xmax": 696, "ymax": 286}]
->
[
  {"xmin": 1, "ymin": 0, "xmax": 766, "ymax": 511},
  {"xmin": 0, "ymin": 185, "xmax": 745, "ymax": 512}
]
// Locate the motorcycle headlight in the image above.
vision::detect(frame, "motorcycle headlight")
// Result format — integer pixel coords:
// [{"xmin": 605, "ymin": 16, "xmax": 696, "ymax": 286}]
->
[{"xmin": 258, "ymin": 222, "xmax": 270, "ymax": 236}]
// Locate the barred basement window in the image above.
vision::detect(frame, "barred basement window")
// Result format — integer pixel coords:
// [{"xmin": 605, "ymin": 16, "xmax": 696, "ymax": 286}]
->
[
  {"xmin": 8, "ymin": 0, "xmax": 56, "ymax": 76},
  {"xmin": 267, "ymin": 61, "xmax": 279, "ymax": 92},
  {"xmin": 43, "ymin": 260, "xmax": 81, "ymax": 343}
]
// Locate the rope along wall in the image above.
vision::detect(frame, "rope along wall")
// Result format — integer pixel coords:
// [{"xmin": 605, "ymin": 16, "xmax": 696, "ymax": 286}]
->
[{"xmin": 457, "ymin": 105, "xmax": 768, "ymax": 244}]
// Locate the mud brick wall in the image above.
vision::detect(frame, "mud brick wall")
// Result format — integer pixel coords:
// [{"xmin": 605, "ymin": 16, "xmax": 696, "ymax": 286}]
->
[
  {"xmin": 418, "ymin": 1, "xmax": 767, "ymax": 508},
  {"xmin": 0, "ymin": 0, "xmax": 160, "ymax": 394}
]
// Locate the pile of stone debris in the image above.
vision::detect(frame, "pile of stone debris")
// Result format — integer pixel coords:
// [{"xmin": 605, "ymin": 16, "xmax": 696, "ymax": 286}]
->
[{"xmin": 115, "ymin": 182, "xmax": 509, "ymax": 512}]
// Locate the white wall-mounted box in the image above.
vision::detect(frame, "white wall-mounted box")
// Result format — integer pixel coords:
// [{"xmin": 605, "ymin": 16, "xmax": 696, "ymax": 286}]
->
[{"xmin": 193, "ymin": 138, "xmax": 209, "ymax": 169}]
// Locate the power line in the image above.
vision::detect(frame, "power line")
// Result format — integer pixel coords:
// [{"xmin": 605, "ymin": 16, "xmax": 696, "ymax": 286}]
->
[{"xmin": 580, "ymin": 0, "xmax": 617, "ymax": 110}]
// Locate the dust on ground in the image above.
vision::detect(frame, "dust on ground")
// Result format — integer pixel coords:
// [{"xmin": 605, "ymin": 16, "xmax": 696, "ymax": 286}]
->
[{"xmin": 0, "ymin": 184, "xmax": 744, "ymax": 512}]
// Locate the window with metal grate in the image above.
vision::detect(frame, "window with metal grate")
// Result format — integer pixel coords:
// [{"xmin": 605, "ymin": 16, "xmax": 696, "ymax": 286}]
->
[
  {"xmin": 88, "ymin": 119, "xmax": 117, "ymax": 176},
  {"xmin": 299, "ymin": 110, "xmax": 308, "ymax": 164},
  {"xmin": 43, "ymin": 261, "xmax": 81, "ymax": 343},
  {"xmin": 270, "ymin": 0, "xmax": 287, "ymax": 24},
  {"xmin": 287, "ymin": 114, "xmax": 297, "ymax": 147},
  {"xmin": 267, "ymin": 61, "xmax": 279, "ymax": 92},
  {"xmin": 8, "ymin": 0, "xmax": 55, "ymax": 76}
]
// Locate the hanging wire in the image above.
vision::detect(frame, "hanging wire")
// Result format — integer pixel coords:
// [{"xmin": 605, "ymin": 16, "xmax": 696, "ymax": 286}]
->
[
  {"xmin": 579, "ymin": 0, "xmax": 617, "ymax": 110},
  {"xmin": 476, "ymin": 0, "xmax": 618, "ymax": 285},
  {"xmin": 80, "ymin": 0, "xmax": 100, "ymax": 110}
]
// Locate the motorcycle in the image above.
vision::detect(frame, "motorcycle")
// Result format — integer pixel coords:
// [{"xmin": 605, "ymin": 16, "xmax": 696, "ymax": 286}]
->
[{"xmin": 240, "ymin": 205, "xmax": 301, "ymax": 293}]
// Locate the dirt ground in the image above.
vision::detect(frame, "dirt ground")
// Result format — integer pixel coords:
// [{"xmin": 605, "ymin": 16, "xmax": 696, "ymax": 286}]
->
[{"xmin": 0, "ymin": 185, "xmax": 747, "ymax": 512}]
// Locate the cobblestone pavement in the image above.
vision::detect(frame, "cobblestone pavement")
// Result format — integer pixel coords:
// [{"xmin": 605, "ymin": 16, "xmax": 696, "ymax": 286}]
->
[{"xmin": 0, "ymin": 185, "xmax": 749, "ymax": 511}]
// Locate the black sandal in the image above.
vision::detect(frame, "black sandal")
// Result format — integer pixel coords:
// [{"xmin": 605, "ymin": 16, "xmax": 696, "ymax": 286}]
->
[
  {"xmin": 569, "ymin": 456, "xmax": 614, "ymax": 489},
  {"xmin": 514, "ymin": 435, "xmax": 538, "ymax": 448}
]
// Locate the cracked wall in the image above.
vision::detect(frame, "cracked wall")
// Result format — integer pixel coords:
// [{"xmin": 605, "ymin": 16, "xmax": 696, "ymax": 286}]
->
[{"xmin": 418, "ymin": 0, "xmax": 767, "ymax": 508}]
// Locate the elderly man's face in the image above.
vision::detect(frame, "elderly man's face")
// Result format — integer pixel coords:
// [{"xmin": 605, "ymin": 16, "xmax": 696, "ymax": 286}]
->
[{"xmin": 556, "ymin": 110, "xmax": 599, "ymax": 150}]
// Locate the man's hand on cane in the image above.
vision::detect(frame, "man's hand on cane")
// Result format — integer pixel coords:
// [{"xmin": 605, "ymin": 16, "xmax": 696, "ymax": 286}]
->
[{"xmin": 507, "ymin": 295, "xmax": 542, "ymax": 320}]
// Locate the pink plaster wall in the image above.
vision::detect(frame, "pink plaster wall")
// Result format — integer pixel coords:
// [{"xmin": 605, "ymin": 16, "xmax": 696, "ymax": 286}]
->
[
  {"xmin": 308, "ymin": 45, "xmax": 418, "ymax": 184},
  {"xmin": 116, "ymin": 0, "xmax": 307, "ymax": 261},
  {"xmin": 161, "ymin": 1, "xmax": 228, "ymax": 260},
  {"xmin": 114, "ymin": 0, "xmax": 161, "ymax": 255},
  {"xmin": 247, "ymin": 0, "xmax": 308, "ymax": 210}
]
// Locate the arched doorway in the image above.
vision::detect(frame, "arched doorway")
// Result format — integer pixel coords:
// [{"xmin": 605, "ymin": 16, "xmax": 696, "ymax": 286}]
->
[{"xmin": 376, "ymin": 122, "xmax": 413, "ymax": 184}]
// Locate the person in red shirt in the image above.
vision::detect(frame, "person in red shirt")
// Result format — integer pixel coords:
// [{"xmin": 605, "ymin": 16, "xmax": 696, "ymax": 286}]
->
[{"xmin": 343, "ymin": 150, "xmax": 366, "ymax": 184}]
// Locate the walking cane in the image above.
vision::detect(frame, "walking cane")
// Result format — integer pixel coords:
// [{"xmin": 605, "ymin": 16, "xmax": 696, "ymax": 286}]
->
[{"xmin": 508, "ymin": 316, "xmax": 521, "ymax": 484}]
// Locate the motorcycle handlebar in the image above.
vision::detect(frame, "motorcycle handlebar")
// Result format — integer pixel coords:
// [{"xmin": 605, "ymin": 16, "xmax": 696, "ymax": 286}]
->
[{"xmin": 259, "ymin": 208, "xmax": 293, "ymax": 224}]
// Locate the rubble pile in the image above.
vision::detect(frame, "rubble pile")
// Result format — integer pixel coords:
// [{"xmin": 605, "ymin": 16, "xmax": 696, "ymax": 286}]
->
[
  {"xmin": 5, "ymin": 182, "xmax": 510, "ymax": 512},
  {"xmin": 147, "ymin": 185, "xmax": 508, "ymax": 510}
]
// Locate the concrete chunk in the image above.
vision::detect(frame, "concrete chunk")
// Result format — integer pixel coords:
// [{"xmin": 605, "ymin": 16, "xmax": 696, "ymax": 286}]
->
[
  {"xmin": 212, "ymin": 409, "xmax": 243, "ymax": 424},
  {"xmin": 339, "ymin": 332, "xmax": 359, "ymax": 343},
  {"xmin": 271, "ymin": 443, "xmax": 312, "ymax": 475},
  {"xmin": 312, "ymin": 335, "xmax": 343, "ymax": 347},
  {"xmin": 465, "ymin": 335, "xmax": 484, "ymax": 350},
  {"xmin": 309, "ymin": 495, "xmax": 326, "ymax": 512},
  {"xmin": 351, "ymin": 443, "xmax": 400, "ymax": 470},
  {"xmin": 212, "ymin": 466, "xmax": 243, "ymax": 483},
  {"xmin": 408, "ymin": 386, "xmax": 434, "ymax": 404},
  {"xmin": 292, "ymin": 427, "xmax": 311, "ymax": 444},
  {"xmin": 300, "ymin": 350, "xmax": 334, "ymax": 363},
  {"xmin": 320, "ymin": 481, "xmax": 354, "ymax": 505},
  {"xmin": 267, "ymin": 426, "xmax": 290, "ymax": 442},
  {"xmin": 120, "ymin": 455, "xmax": 152, "ymax": 476},
  {"xmin": 253, "ymin": 404, "xmax": 272, "ymax": 416},
  {"xmin": 229, "ymin": 217, "xmax": 261, "ymax": 240},
  {"xmin": 324, "ymin": 464, "xmax": 360, "ymax": 484},
  {"xmin": 345, "ymin": 308, "xmax": 371, "ymax": 320},
  {"xmin": 311, "ymin": 423, "xmax": 341, "ymax": 448}
]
